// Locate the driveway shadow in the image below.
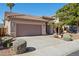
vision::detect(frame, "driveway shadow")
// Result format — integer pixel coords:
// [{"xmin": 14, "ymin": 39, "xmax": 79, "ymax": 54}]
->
[
  {"xmin": 67, "ymin": 50, "xmax": 79, "ymax": 56},
  {"xmin": 26, "ymin": 47, "xmax": 36, "ymax": 53}
]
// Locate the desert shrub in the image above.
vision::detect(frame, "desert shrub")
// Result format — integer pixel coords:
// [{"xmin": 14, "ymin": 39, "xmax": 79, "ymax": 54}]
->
[{"xmin": 63, "ymin": 34, "xmax": 73, "ymax": 41}]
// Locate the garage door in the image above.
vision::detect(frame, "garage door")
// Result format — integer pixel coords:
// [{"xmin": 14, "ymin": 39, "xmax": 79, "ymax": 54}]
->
[{"xmin": 16, "ymin": 24, "xmax": 42, "ymax": 37}]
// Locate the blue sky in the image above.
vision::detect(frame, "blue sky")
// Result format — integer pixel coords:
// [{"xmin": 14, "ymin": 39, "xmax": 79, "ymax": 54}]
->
[{"xmin": 0, "ymin": 3, "xmax": 66, "ymax": 23}]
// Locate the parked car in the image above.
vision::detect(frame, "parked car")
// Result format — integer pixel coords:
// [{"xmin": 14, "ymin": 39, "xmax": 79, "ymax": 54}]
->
[{"xmin": 68, "ymin": 25, "xmax": 77, "ymax": 33}]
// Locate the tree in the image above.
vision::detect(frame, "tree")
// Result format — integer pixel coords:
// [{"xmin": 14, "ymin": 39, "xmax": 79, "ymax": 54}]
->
[
  {"xmin": 56, "ymin": 3, "xmax": 79, "ymax": 25},
  {"xmin": 6, "ymin": 3, "xmax": 15, "ymax": 12}
]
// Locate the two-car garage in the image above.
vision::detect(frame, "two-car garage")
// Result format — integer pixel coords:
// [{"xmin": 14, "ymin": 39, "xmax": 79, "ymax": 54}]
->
[{"xmin": 16, "ymin": 24, "xmax": 42, "ymax": 37}]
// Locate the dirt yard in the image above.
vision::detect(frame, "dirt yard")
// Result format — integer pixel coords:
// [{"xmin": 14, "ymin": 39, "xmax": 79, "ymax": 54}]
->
[
  {"xmin": 0, "ymin": 48, "xmax": 15, "ymax": 56},
  {"xmin": 71, "ymin": 33, "xmax": 79, "ymax": 40}
]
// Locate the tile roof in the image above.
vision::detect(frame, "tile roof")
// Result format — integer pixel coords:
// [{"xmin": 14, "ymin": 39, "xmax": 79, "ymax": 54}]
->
[{"xmin": 5, "ymin": 12, "xmax": 54, "ymax": 22}]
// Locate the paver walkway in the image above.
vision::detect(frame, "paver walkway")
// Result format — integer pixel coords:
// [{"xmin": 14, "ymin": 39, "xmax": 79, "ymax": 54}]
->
[{"xmin": 15, "ymin": 35, "xmax": 79, "ymax": 56}]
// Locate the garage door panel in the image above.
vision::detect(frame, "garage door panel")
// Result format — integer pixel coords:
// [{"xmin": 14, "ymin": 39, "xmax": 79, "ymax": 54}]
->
[{"xmin": 16, "ymin": 24, "xmax": 42, "ymax": 36}]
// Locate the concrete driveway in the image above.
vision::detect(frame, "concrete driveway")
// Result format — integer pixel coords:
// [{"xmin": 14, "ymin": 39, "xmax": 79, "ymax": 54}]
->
[{"xmin": 15, "ymin": 35, "xmax": 79, "ymax": 56}]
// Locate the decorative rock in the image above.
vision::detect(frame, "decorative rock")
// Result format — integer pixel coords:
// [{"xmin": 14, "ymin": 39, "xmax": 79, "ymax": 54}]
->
[
  {"xmin": 12, "ymin": 39, "xmax": 27, "ymax": 54},
  {"xmin": 53, "ymin": 34, "xmax": 58, "ymax": 38}
]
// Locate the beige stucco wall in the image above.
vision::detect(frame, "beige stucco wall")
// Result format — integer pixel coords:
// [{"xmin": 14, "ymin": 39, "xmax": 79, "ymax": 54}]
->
[
  {"xmin": 4, "ymin": 20, "xmax": 11, "ymax": 35},
  {"xmin": 6, "ymin": 19, "xmax": 46, "ymax": 37},
  {"xmin": 42, "ymin": 23, "xmax": 46, "ymax": 34},
  {"xmin": 12, "ymin": 19, "xmax": 45, "ymax": 25}
]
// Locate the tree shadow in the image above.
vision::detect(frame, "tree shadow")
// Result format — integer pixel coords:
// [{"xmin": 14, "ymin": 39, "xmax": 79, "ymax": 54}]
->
[{"xmin": 25, "ymin": 47, "xmax": 36, "ymax": 53}]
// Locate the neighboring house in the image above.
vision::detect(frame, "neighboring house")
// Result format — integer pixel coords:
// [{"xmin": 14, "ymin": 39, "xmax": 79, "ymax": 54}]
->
[{"xmin": 4, "ymin": 12, "xmax": 54, "ymax": 37}]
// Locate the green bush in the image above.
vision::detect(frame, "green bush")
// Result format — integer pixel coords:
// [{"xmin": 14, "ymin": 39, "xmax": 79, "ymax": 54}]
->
[
  {"xmin": 1, "ymin": 36, "xmax": 13, "ymax": 48},
  {"xmin": 63, "ymin": 34, "xmax": 73, "ymax": 41}
]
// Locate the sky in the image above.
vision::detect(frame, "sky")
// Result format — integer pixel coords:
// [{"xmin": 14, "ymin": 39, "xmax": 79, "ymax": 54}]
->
[{"xmin": 0, "ymin": 3, "xmax": 66, "ymax": 23}]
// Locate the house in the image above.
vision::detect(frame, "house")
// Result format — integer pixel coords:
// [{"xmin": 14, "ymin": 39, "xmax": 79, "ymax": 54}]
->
[{"xmin": 4, "ymin": 12, "xmax": 54, "ymax": 37}]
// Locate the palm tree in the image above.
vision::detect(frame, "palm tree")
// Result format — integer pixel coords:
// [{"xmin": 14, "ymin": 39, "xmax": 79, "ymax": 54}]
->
[{"xmin": 6, "ymin": 3, "xmax": 15, "ymax": 12}]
